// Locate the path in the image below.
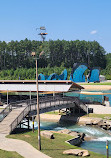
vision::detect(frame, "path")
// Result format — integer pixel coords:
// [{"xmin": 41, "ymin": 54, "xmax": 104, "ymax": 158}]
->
[
  {"xmin": 0, "ymin": 133, "xmax": 51, "ymax": 158},
  {"xmin": 0, "ymin": 106, "xmax": 26, "ymax": 134}
]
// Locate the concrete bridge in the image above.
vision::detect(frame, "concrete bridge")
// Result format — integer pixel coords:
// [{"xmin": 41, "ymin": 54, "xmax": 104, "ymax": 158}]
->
[{"xmin": 0, "ymin": 96, "xmax": 87, "ymax": 135}]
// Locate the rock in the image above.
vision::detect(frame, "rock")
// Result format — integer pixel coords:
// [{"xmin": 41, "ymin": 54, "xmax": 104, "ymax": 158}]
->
[
  {"xmin": 69, "ymin": 131, "xmax": 79, "ymax": 137},
  {"xmin": 85, "ymin": 121, "xmax": 92, "ymax": 125},
  {"xmin": 84, "ymin": 136, "xmax": 93, "ymax": 141},
  {"xmin": 63, "ymin": 149, "xmax": 82, "ymax": 156},
  {"xmin": 63, "ymin": 149, "xmax": 90, "ymax": 157},
  {"xmin": 92, "ymin": 120, "xmax": 99, "ymax": 125},
  {"xmin": 79, "ymin": 133, "xmax": 85, "ymax": 140},
  {"xmin": 41, "ymin": 131, "xmax": 54, "ymax": 139},
  {"xmin": 104, "ymin": 117, "xmax": 111, "ymax": 120},
  {"xmin": 66, "ymin": 136, "xmax": 83, "ymax": 146},
  {"xmin": 82, "ymin": 150, "xmax": 90, "ymax": 157},
  {"xmin": 99, "ymin": 123, "xmax": 109, "ymax": 127},
  {"xmin": 57, "ymin": 129, "xmax": 71, "ymax": 134}
]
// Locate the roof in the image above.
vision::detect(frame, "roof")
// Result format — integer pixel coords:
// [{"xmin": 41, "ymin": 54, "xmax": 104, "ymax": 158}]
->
[{"xmin": 0, "ymin": 80, "xmax": 84, "ymax": 92}]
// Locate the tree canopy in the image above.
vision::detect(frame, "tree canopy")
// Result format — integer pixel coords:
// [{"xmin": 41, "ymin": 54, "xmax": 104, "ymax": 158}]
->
[{"xmin": 0, "ymin": 39, "xmax": 107, "ymax": 71}]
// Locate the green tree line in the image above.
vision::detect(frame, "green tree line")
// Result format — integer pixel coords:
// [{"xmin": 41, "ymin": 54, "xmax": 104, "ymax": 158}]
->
[{"xmin": 0, "ymin": 38, "xmax": 110, "ymax": 79}]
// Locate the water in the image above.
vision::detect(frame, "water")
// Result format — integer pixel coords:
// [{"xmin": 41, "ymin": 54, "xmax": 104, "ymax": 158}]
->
[
  {"xmin": 25, "ymin": 120, "xmax": 111, "ymax": 156},
  {"xmin": 81, "ymin": 141, "xmax": 111, "ymax": 156}
]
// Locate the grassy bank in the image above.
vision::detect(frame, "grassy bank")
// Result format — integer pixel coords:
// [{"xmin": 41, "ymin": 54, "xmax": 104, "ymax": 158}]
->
[
  {"xmin": 44, "ymin": 113, "xmax": 111, "ymax": 119},
  {"xmin": 8, "ymin": 130, "xmax": 110, "ymax": 158},
  {"xmin": 83, "ymin": 114, "xmax": 111, "ymax": 119},
  {"xmin": 79, "ymin": 82, "xmax": 111, "ymax": 85},
  {"xmin": 0, "ymin": 149, "xmax": 23, "ymax": 158}
]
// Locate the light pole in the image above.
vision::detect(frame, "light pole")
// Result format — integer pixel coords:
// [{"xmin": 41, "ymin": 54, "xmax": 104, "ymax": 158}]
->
[
  {"xmin": 31, "ymin": 52, "xmax": 41, "ymax": 150},
  {"xmin": 36, "ymin": 58, "xmax": 41, "ymax": 150}
]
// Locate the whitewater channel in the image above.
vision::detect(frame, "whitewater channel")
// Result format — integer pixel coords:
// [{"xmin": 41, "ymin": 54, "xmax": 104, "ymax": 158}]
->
[{"xmin": 22, "ymin": 120, "xmax": 111, "ymax": 156}]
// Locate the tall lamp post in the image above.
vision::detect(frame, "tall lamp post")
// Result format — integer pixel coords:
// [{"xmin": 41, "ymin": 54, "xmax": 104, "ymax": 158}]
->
[
  {"xmin": 31, "ymin": 52, "xmax": 41, "ymax": 150},
  {"xmin": 32, "ymin": 26, "xmax": 47, "ymax": 150}
]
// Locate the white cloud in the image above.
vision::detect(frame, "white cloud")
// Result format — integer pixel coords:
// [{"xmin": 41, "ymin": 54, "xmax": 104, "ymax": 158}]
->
[{"xmin": 90, "ymin": 30, "xmax": 97, "ymax": 35}]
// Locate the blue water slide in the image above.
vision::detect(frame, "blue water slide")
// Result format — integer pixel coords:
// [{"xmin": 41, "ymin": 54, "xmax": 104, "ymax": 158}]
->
[
  {"xmin": 38, "ymin": 73, "xmax": 45, "ymax": 80},
  {"xmin": 70, "ymin": 63, "xmax": 87, "ymax": 82},
  {"xmin": 59, "ymin": 69, "xmax": 67, "ymax": 80},
  {"xmin": 47, "ymin": 73, "xmax": 58, "ymax": 80},
  {"xmin": 87, "ymin": 68, "xmax": 100, "ymax": 82}
]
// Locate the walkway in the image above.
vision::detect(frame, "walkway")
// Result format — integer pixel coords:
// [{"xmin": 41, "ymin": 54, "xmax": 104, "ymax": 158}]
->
[{"xmin": 0, "ymin": 133, "xmax": 51, "ymax": 158}]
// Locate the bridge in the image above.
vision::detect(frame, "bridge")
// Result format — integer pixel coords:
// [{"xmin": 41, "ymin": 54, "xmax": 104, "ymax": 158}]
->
[{"xmin": 0, "ymin": 96, "xmax": 87, "ymax": 135}]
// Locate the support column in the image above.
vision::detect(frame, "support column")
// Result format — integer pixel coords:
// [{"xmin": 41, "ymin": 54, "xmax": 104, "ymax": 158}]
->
[
  {"xmin": 53, "ymin": 91, "xmax": 55, "ymax": 97},
  {"xmin": 30, "ymin": 90, "xmax": 31, "ymax": 104},
  {"xmin": 0, "ymin": 93, "xmax": 1, "ymax": 102},
  {"xmin": 28, "ymin": 117, "xmax": 30, "ymax": 130},
  {"xmin": 20, "ymin": 122, "xmax": 22, "ymax": 128}
]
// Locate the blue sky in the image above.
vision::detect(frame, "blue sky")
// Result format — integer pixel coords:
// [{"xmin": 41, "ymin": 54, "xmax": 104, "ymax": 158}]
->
[{"xmin": 0, "ymin": 0, "xmax": 111, "ymax": 53}]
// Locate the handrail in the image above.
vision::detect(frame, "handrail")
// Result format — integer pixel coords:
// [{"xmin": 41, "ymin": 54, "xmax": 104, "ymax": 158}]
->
[
  {"xmin": 10, "ymin": 105, "xmax": 30, "ymax": 133},
  {"xmin": 10, "ymin": 96, "xmax": 83, "ymax": 133},
  {"xmin": 0, "ymin": 104, "xmax": 12, "ymax": 122}
]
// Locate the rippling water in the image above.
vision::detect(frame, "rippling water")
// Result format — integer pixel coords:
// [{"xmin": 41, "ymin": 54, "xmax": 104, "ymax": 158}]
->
[{"xmin": 25, "ymin": 120, "xmax": 111, "ymax": 156}]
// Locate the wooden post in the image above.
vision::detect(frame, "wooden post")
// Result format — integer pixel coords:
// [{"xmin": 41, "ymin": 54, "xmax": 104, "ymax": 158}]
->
[
  {"xmin": 106, "ymin": 140, "xmax": 109, "ymax": 158},
  {"xmin": 32, "ymin": 116, "xmax": 34, "ymax": 132},
  {"xmin": 36, "ymin": 59, "xmax": 41, "ymax": 150}
]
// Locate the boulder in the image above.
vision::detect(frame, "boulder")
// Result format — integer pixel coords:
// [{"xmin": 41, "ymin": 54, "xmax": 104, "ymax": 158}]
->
[
  {"xmin": 41, "ymin": 131, "xmax": 54, "ymax": 139},
  {"xmin": 63, "ymin": 149, "xmax": 90, "ymax": 157},
  {"xmin": 79, "ymin": 133, "xmax": 86, "ymax": 140},
  {"xmin": 63, "ymin": 149, "xmax": 82, "ymax": 156},
  {"xmin": 66, "ymin": 136, "xmax": 83, "ymax": 146},
  {"xmin": 82, "ymin": 150, "xmax": 90, "ymax": 157},
  {"xmin": 104, "ymin": 117, "xmax": 111, "ymax": 120},
  {"xmin": 69, "ymin": 131, "xmax": 79, "ymax": 137},
  {"xmin": 57, "ymin": 129, "xmax": 71, "ymax": 134},
  {"xmin": 92, "ymin": 120, "xmax": 100, "ymax": 125},
  {"xmin": 85, "ymin": 121, "xmax": 92, "ymax": 125}
]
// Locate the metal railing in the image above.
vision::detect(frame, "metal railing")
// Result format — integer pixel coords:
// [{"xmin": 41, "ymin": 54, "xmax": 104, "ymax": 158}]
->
[
  {"xmin": 10, "ymin": 96, "xmax": 74, "ymax": 133},
  {"xmin": 0, "ymin": 104, "xmax": 12, "ymax": 122},
  {"xmin": 10, "ymin": 105, "xmax": 30, "ymax": 133},
  {"xmin": 10, "ymin": 96, "xmax": 87, "ymax": 133},
  {"xmin": 29, "ymin": 96, "xmax": 73, "ymax": 112}
]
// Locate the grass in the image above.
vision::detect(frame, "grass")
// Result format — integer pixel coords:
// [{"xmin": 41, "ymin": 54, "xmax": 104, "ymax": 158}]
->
[
  {"xmin": 0, "ymin": 149, "xmax": 23, "ymax": 158},
  {"xmin": 45, "ymin": 111, "xmax": 60, "ymax": 115},
  {"xmin": 83, "ymin": 113, "xmax": 111, "ymax": 119},
  {"xmin": 8, "ymin": 130, "xmax": 110, "ymax": 158},
  {"xmin": 43, "ymin": 112, "xmax": 111, "ymax": 120},
  {"xmin": 79, "ymin": 82, "xmax": 111, "ymax": 85}
]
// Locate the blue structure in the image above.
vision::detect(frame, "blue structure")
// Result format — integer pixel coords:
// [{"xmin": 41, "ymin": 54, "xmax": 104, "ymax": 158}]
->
[
  {"xmin": 38, "ymin": 64, "xmax": 100, "ymax": 83},
  {"xmin": 38, "ymin": 73, "xmax": 45, "ymax": 80},
  {"xmin": 47, "ymin": 73, "xmax": 58, "ymax": 80},
  {"xmin": 70, "ymin": 63, "xmax": 87, "ymax": 82},
  {"xmin": 38, "ymin": 69, "xmax": 67, "ymax": 80},
  {"xmin": 59, "ymin": 69, "xmax": 67, "ymax": 80},
  {"xmin": 87, "ymin": 68, "xmax": 100, "ymax": 82}
]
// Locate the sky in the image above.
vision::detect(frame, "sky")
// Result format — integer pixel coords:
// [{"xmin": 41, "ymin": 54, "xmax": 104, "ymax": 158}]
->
[{"xmin": 0, "ymin": 0, "xmax": 111, "ymax": 53}]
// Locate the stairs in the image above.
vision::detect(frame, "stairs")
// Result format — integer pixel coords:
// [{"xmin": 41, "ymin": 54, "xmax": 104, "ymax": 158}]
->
[{"xmin": 0, "ymin": 107, "xmax": 26, "ymax": 134}]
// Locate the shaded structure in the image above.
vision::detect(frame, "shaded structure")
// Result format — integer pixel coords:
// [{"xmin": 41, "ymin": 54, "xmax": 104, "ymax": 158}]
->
[{"xmin": 0, "ymin": 80, "xmax": 83, "ymax": 93}]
